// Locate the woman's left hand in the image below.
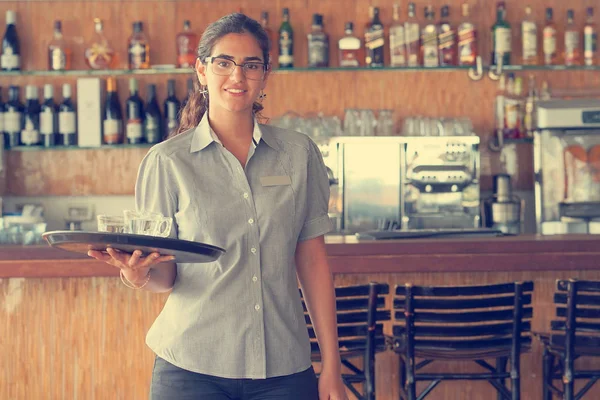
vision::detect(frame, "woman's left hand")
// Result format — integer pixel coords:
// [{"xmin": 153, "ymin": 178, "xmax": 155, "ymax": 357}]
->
[{"xmin": 318, "ymin": 367, "xmax": 348, "ymax": 400}]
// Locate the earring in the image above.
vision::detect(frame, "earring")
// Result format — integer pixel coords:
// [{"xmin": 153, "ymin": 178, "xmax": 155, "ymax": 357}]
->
[{"xmin": 199, "ymin": 86, "xmax": 208, "ymax": 101}]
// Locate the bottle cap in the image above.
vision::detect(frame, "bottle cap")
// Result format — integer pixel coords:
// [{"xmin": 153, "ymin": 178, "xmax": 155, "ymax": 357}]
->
[
  {"xmin": 54, "ymin": 20, "xmax": 62, "ymax": 31},
  {"xmin": 62, "ymin": 84, "xmax": 72, "ymax": 98},
  {"xmin": 129, "ymin": 78, "xmax": 138, "ymax": 93},
  {"xmin": 26, "ymin": 85, "xmax": 38, "ymax": 99},
  {"xmin": 44, "ymin": 84, "xmax": 54, "ymax": 99},
  {"xmin": 6, "ymin": 10, "xmax": 16, "ymax": 25},
  {"xmin": 345, "ymin": 22, "xmax": 354, "ymax": 32}
]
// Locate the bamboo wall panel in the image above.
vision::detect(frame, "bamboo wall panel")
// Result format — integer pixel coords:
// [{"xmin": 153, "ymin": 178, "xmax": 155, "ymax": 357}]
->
[
  {"xmin": 3, "ymin": 269, "xmax": 600, "ymax": 400},
  {"xmin": 0, "ymin": 0, "xmax": 599, "ymax": 196}
]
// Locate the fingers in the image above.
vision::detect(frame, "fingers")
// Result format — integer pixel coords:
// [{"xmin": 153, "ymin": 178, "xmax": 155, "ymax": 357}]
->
[
  {"xmin": 87, "ymin": 250, "xmax": 112, "ymax": 262},
  {"xmin": 88, "ymin": 248, "xmax": 176, "ymax": 269}
]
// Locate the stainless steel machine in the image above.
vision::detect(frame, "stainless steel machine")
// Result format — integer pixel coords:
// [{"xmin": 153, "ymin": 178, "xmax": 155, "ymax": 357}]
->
[
  {"xmin": 534, "ymin": 99, "xmax": 600, "ymax": 235},
  {"xmin": 322, "ymin": 136, "xmax": 481, "ymax": 234}
]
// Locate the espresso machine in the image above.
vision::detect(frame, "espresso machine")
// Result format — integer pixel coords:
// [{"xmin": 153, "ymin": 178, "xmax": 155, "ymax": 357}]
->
[
  {"xmin": 323, "ymin": 136, "xmax": 481, "ymax": 234},
  {"xmin": 534, "ymin": 99, "xmax": 600, "ymax": 234}
]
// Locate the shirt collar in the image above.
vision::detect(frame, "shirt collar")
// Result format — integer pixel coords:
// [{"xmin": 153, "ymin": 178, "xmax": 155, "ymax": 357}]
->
[{"xmin": 190, "ymin": 113, "xmax": 279, "ymax": 153}]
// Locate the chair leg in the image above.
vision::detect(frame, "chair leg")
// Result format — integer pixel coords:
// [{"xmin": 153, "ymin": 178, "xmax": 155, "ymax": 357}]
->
[
  {"xmin": 495, "ymin": 357, "xmax": 508, "ymax": 400},
  {"xmin": 406, "ymin": 358, "xmax": 416, "ymax": 400},
  {"xmin": 564, "ymin": 356, "xmax": 574, "ymax": 400},
  {"xmin": 542, "ymin": 348, "xmax": 555, "ymax": 400},
  {"xmin": 398, "ymin": 357, "xmax": 407, "ymax": 400}
]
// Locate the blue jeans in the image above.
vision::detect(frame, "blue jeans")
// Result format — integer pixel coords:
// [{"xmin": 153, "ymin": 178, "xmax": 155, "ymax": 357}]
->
[{"xmin": 150, "ymin": 356, "xmax": 319, "ymax": 400}]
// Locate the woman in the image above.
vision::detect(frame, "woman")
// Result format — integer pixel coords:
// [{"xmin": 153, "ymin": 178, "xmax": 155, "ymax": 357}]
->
[{"xmin": 88, "ymin": 12, "xmax": 348, "ymax": 400}]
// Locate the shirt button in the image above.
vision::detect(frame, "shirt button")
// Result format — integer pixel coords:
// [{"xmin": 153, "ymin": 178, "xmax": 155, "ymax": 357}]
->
[
  {"xmin": 252, "ymin": 276, "xmax": 258, "ymax": 282},
  {"xmin": 243, "ymin": 193, "xmax": 249, "ymax": 199},
  {"xmin": 255, "ymin": 304, "xmax": 261, "ymax": 311},
  {"xmin": 251, "ymin": 247, "xmax": 257, "ymax": 254},
  {"xmin": 248, "ymin": 218, "xmax": 254, "ymax": 224}
]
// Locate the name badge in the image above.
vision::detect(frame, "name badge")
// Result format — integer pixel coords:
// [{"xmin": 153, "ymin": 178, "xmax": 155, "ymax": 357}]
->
[{"xmin": 260, "ymin": 175, "xmax": 292, "ymax": 187}]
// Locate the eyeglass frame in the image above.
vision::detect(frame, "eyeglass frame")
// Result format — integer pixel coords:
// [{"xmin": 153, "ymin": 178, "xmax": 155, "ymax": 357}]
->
[{"xmin": 203, "ymin": 56, "xmax": 270, "ymax": 81}]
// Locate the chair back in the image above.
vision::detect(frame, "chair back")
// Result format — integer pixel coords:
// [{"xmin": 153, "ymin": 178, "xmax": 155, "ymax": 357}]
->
[
  {"xmin": 551, "ymin": 279, "xmax": 600, "ymax": 351},
  {"xmin": 393, "ymin": 281, "xmax": 534, "ymax": 357},
  {"xmin": 301, "ymin": 282, "xmax": 390, "ymax": 354}
]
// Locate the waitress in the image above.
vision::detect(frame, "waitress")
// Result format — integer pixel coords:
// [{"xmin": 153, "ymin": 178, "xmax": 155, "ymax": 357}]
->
[{"xmin": 88, "ymin": 12, "xmax": 348, "ymax": 400}]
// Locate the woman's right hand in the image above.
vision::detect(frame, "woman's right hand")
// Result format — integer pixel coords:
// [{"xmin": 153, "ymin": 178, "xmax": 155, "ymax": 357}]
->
[{"xmin": 87, "ymin": 247, "xmax": 175, "ymax": 284}]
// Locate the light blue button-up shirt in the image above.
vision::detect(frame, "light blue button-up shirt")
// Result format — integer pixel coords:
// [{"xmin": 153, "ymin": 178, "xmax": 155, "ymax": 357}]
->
[{"xmin": 135, "ymin": 114, "xmax": 331, "ymax": 379}]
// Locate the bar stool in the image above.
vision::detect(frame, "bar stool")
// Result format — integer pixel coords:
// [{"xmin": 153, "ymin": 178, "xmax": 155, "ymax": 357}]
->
[
  {"xmin": 301, "ymin": 282, "xmax": 390, "ymax": 400},
  {"xmin": 537, "ymin": 279, "xmax": 600, "ymax": 400},
  {"xmin": 390, "ymin": 281, "xmax": 534, "ymax": 400}
]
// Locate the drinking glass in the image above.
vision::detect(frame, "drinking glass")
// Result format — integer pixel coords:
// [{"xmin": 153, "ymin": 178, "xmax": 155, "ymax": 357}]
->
[
  {"xmin": 376, "ymin": 110, "xmax": 395, "ymax": 136},
  {"xmin": 97, "ymin": 215, "xmax": 127, "ymax": 233},
  {"xmin": 123, "ymin": 210, "xmax": 172, "ymax": 237}
]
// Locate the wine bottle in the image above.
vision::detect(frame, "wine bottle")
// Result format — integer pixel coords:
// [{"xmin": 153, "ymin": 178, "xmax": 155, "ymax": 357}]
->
[
  {"xmin": 181, "ymin": 77, "xmax": 194, "ymax": 109},
  {"xmin": 164, "ymin": 79, "xmax": 180, "ymax": 139},
  {"xmin": 4, "ymin": 85, "xmax": 23, "ymax": 148},
  {"xmin": 58, "ymin": 84, "xmax": 76, "ymax": 146},
  {"xmin": 1, "ymin": 11, "xmax": 20, "ymax": 71},
  {"xmin": 103, "ymin": 77, "xmax": 123, "ymax": 145},
  {"xmin": 278, "ymin": 8, "xmax": 294, "ymax": 68},
  {"xmin": 126, "ymin": 78, "xmax": 144, "ymax": 144},
  {"xmin": 144, "ymin": 84, "xmax": 161, "ymax": 144},
  {"xmin": 0, "ymin": 87, "xmax": 5, "ymax": 148},
  {"xmin": 40, "ymin": 84, "xmax": 57, "ymax": 147},
  {"xmin": 21, "ymin": 85, "xmax": 41, "ymax": 146}
]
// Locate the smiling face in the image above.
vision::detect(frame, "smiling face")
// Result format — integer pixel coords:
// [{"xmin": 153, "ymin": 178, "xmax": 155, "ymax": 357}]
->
[{"xmin": 196, "ymin": 32, "xmax": 269, "ymax": 117}]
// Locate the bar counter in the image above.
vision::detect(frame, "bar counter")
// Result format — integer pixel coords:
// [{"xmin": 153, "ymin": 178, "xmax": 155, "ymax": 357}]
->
[{"xmin": 2, "ymin": 234, "xmax": 600, "ymax": 400}]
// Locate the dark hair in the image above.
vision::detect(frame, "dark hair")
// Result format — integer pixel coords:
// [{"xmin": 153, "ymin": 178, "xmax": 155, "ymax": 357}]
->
[{"xmin": 171, "ymin": 13, "xmax": 271, "ymax": 138}]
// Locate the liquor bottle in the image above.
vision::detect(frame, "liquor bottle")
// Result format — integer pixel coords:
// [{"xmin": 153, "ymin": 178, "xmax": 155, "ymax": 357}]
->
[
  {"xmin": 404, "ymin": 3, "xmax": 420, "ymax": 67},
  {"xmin": 457, "ymin": 3, "xmax": 477, "ymax": 66},
  {"xmin": 261, "ymin": 11, "xmax": 277, "ymax": 66},
  {"xmin": 564, "ymin": 10, "xmax": 580, "ymax": 66},
  {"xmin": 85, "ymin": 18, "xmax": 116, "ymax": 70},
  {"xmin": 126, "ymin": 78, "xmax": 144, "ymax": 144},
  {"xmin": 543, "ymin": 8, "xmax": 558, "ymax": 65},
  {"xmin": 390, "ymin": 3, "xmax": 406, "ymax": 67},
  {"xmin": 521, "ymin": 6, "xmax": 538, "ymax": 65},
  {"xmin": 494, "ymin": 74, "xmax": 506, "ymax": 141},
  {"xmin": 5, "ymin": 86, "xmax": 23, "ymax": 148},
  {"xmin": 338, "ymin": 22, "xmax": 361, "ymax": 67},
  {"xmin": 181, "ymin": 77, "xmax": 194, "ymax": 110},
  {"xmin": 307, "ymin": 14, "xmax": 329, "ymax": 68},
  {"xmin": 40, "ymin": 84, "xmax": 57, "ymax": 147},
  {"xmin": 164, "ymin": 79, "xmax": 180, "ymax": 139},
  {"xmin": 58, "ymin": 84, "xmax": 76, "ymax": 146},
  {"xmin": 176, "ymin": 20, "xmax": 198, "ymax": 68},
  {"xmin": 523, "ymin": 75, "xmax": 536, "ymax": 138},
  {"xmin": 365, "ymin": 7, "xmax": 385, "ymax": 67},
  {"xmin": 1, "ymin": 11, "xmax": 20, "ymax": 71},
  {"xmin": 103, "ymin": 77, "xmax": 123, "ymax": 145},
  {"xmin": 128, "ymin": 21, "xmax": 150, "ymax": 70},
  {"xmin": 21, "ymin": 85, "xmax": 41, "ymax": 146},
  {"xmin": 503, "ymin": 73, "xmax": 522, "ymax": 139},
  {"xmin": 278, "ymin": 8, "xmax": 294, "ymax": 68},
  {"xmin": 48, "ymin": 20, "xmax": 72, "ymax": 71},
  {"xmin": 421, "ymin": 6, "xmax": 439, "ymax": 68},
  {"xmin": 144, "ymin": 84, "xmax": 161, "ymax": 144},
  {"xmin": 438, "ymin": 5, "xmax": 456, "ymax": 66},
  {"xmin": 584, "ymin": 7, "xmax": 598, "ymax": 66},
  {"xmin": 491, "ymin": 1, "xmax": 511, "ymax": 66},
  {"xmin": 0, "ymin": 88, "xmax": 4, "ymax": 148}
]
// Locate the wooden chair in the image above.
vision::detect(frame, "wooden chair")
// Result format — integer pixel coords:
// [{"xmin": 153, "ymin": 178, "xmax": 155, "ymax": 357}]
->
[
  {"xmin": 537, "ymin": 279, "xmax": 600, "ymax": 400},
  {"xmin": 390, "ymin": 281, "xmax": 534, "ymax": 400},
  {"xmin": 301, "ymin": 282, "xmax": 390, "ymax": 400}
]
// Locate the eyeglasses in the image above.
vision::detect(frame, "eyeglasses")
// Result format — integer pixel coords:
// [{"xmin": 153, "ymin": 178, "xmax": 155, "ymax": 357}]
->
[{"xmin": 205, "ymin": 57, "xmax": 267, "ymax": 81}]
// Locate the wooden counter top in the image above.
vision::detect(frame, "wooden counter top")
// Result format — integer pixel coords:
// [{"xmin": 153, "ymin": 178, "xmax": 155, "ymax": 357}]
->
[{"xmin": 1, "ymin": 234, "xmax": 599, "ymax": 278}]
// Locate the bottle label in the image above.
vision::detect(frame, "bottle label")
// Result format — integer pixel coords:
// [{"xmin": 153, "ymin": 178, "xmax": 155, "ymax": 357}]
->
[
  {"xmin": 405, "ymin": 23, "xmax": 420, "ymax": 67},
  {"xmin": 543, "ymin": 28, "xmax": 557, "ymax": 56},
  {"xmin": 21, "ymin": 118, "xmax": 40, "ymax": 145},
  {"xmin": 584, "ymin": 26, "xmax": 597, "ymax": 64},
  {"xmin": 167, "ymin": 119, "xmax": 178, "ymax": 133},
  {"xmin": 103, "ymin": 119, "xmax": 122, "ymax": 143},
  {"xmin": 340, "ymin": 50, "xmax": 360, "ymax": 67},
  {"xmin": 422, "ymin": 26, "xmax": 439, "ymax": 67},
  {"xmin": 40, "ymin": 109, "xmax": 55, "ymax": 135},
  {"xmin": 438, "ymin": 24, "xmax": 456, "ymax": 65},
  {"xmin": 390, "ymin": 25, "xmax": 406, "ymax": 66},
  {"xmin": 279, "ymin": 32, "xmax": 293, "ymax": 65},
  {"xmin": 0, "ymin": 112, "xmax": 3, "ymax": 133},
  {"xmin": 458, "ymin": 24, "xmax": 477, "ymax": 65},
  {"xmin": 129, "ymin": 43, "xmax": 147, "ymax": 69},
  {"xmin": 565, "ymin": 31, "xmax": 579, "ymax": 63},
  {"xmin": 495, "ymin": 27, "xmax": 512, "ymax": 54},
  {"xmin": 126, "ymin": 120, "xmax": 143, "ymax": 140},
  {"xmin": 51, "ymin": 49, "xmax": 66, "ymax": 70},
  {"xmin": 522, "ymin": 22, "xmax": 537, "ymax": 59},
  {"xmin": 365, "ymin": 27, "xmax": 385, "ymax": 66},
  {"xmin": 308, "ymin": 38, "xmax": 328, "ymax": 66},
  {"xmin": 5, "ymin": 111, "xmax": 21, "ymax": 133},
  {"xmin": 59, "ymin": 111, "xmax": 76, "ymax": 135},
  {"xmin": 1, "ymin": 50, "xmax": 20, "ymax": 70},
  {"xmin": 144, "ymin": 116, "xmax": 160, "ymax": 143}
]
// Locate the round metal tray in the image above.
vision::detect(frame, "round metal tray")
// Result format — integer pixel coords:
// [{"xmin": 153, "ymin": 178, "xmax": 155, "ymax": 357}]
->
[{"xmin": 42, "ymin": 231, "xmax": 225, "ymax": 263}]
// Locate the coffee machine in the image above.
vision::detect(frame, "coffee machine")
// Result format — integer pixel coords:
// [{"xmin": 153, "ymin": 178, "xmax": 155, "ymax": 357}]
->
[
  {"xmin": 323, "ymin": 136, "xmax": 481, "ymax": 234},
  {"xmin": 483, "ymin": 174, "xmax": 524, "ymax": 235},
  {"xmin": 534, "ymin": 99, "xmax": 600, "ymax": 234}
]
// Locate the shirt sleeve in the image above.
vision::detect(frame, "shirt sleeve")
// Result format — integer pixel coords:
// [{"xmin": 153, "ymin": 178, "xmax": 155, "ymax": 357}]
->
[
  {"xmin": 298, "ymin": 139, "xmax": 332, "ymax": 241},
  {"xmin": 135, "ymin": 148, "xmax": 179, "ymax": 239}
]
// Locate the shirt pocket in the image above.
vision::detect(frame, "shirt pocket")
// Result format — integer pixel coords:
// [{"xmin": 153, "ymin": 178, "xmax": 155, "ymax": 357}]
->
[{"xmin": 254, "ymin": 181, "xmax": 296, "ymax": 247}]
